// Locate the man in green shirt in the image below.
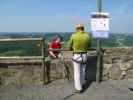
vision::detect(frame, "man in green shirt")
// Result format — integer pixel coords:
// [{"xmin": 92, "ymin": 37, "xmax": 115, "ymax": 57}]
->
[{"xmin": 68, "ymin": 24, "xmax": 91, "ymax": 93}]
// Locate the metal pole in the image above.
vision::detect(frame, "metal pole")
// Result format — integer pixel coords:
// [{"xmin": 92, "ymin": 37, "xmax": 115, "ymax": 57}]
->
[
  {"xmin": 97, "ymin": 0, "xmax": 102, "ymax": 12},
  {"xmin": 96, "ymin": 0, "xmax": 102, "ymax": 83}
]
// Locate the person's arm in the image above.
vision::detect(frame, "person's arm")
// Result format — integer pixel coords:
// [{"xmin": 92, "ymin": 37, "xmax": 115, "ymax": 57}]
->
[
  {"xmin": 89, "ymin": 36, "xmax": 92, "ymax": 48},
  {"xmin": 59, "ymin": 42, "xmax": 61, "ymax": 49},
  {"xmin": 88, "ymin": 33, "xmax": 92, "ymax": 49},
  {"xmin": 68, "ymin": 35, "xmax": 73, "ymax": 51},
  {"xmin": 49, "ymin": 50, "xmax": 57, "ymax": 58}
]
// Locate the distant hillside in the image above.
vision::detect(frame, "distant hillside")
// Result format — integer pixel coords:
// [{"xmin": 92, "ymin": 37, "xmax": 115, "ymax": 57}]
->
[
  {"xmin": 0, "ymin": 32, "xmax": 132, "ymax": 56},
  {"xmin": 0, "ymin": 32, "xmax": 133, "ymax": 47},
  {"xmin": 43, "ymin": 32, "xmax": 133, "ymax": 47}
]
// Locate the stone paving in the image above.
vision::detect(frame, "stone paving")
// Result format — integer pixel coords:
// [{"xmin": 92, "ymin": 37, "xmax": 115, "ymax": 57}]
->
[{"xmin": 0, "ymin": 79, "xmax": 133, "ymax": 100}]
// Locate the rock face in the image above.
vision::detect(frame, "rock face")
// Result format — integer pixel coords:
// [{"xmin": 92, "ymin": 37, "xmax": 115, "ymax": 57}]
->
[{"xmin": 0, "ymin": 48, "xmax": 133, "ymax": 86}]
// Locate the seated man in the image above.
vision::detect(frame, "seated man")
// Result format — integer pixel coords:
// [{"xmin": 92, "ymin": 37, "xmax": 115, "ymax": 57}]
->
[{"xmin": 48, "ymin": 36, "xmax": 61, "ymax": 59}]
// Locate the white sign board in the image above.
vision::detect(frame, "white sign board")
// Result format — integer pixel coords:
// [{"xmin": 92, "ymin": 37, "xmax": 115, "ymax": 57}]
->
[
  {"xmin": 91, "ymin": 12, "xmax": 110, "ymax": 38},
  {"xmin": 91, "ymin": 18, "xmax": 109, "ymax": 31}
]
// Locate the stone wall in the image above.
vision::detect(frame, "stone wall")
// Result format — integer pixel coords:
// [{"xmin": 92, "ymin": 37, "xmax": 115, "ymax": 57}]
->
[
  {"xmin": 103, "ymin": 48, "xmax": 133, "ymax": 80},
  {"xmin": 49, "ymin": 48, "xmax": 133, "ymax": 81},
  {"xmin": 0, "ymin": 65, "xmax": 43, "ymax": 86},
  {"xmin": 0, "ymin": 48, "xmax": 133, "ymax": 86}
]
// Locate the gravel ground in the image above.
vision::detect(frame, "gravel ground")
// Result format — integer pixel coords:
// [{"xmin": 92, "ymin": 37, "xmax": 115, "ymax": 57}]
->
[{"xmin": 0, "ymin": 79, "xmax": 133, "ymax": 100}]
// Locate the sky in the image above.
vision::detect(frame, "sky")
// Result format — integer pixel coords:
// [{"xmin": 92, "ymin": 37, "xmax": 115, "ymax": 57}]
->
[{"xmin": 0, "ymin": 0, "xmax": 133, "ymax": 33}]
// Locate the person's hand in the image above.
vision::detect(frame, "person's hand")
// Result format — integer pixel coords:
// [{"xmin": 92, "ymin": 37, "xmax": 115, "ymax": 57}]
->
[{"xmin": 51, "ymin": 53, "xmax": 57, "ymax": 59}]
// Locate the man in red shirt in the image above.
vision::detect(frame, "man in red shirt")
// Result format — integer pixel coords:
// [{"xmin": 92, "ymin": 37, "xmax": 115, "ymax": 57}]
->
[{"xmin": 48, "ymin": 37, "xmax": 61, "ymax": 59}]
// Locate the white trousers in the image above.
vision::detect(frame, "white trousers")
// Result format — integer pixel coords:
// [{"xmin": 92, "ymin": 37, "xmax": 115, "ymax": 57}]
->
[{"xmin": 73, "ymin": 54, "xmax": 87, "ymax": 91}]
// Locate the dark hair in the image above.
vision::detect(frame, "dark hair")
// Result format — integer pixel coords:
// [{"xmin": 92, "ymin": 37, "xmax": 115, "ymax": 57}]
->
[{"xmin": 52, "ymin": 35, "xmax": 63, "ymax": 41}]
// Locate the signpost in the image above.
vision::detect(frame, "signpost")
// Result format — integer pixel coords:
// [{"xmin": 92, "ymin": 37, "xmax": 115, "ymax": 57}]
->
[{"xmin": 91, "ymin": 0, "xmax": 110, "ymax": 83}]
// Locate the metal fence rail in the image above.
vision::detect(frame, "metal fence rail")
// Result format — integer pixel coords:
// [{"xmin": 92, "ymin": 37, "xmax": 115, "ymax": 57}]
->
[
  {"xmin": 0, "ymin": 37, "xmax": 98, "ymax": 85},
  {"xmin": 0, "ymin": 56, "xmax": 43, "ymax": 59},
  {"xmin": 0, "ymin": 37, "xmax": 46, "ymax": 85},
  {"xmin": 0, "ymin": 38, "xmax": 43, "ymax": 42}
]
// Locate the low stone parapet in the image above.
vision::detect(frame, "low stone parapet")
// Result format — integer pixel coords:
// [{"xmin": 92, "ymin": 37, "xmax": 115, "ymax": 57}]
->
[{"xmin": 0, "ymin": 48, "xmax": 133, "ymax": 86}]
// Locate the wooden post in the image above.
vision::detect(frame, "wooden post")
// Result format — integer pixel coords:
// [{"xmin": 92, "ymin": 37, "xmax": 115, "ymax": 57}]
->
[{"xmin": 42, "ymin": 37, "xmax": 46, "ymax": 85}]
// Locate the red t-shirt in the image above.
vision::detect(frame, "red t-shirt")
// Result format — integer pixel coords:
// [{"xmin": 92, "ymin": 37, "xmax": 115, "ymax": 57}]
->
[{"xmin": 48, "ymin": 40, "xmax": 61, "ymax": 57}]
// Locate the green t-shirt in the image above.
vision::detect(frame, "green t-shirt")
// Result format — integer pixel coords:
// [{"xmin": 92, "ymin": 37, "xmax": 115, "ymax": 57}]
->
[{"xmin": 68, "ymin": 32, "xmax": 91, "ymax": 53}]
